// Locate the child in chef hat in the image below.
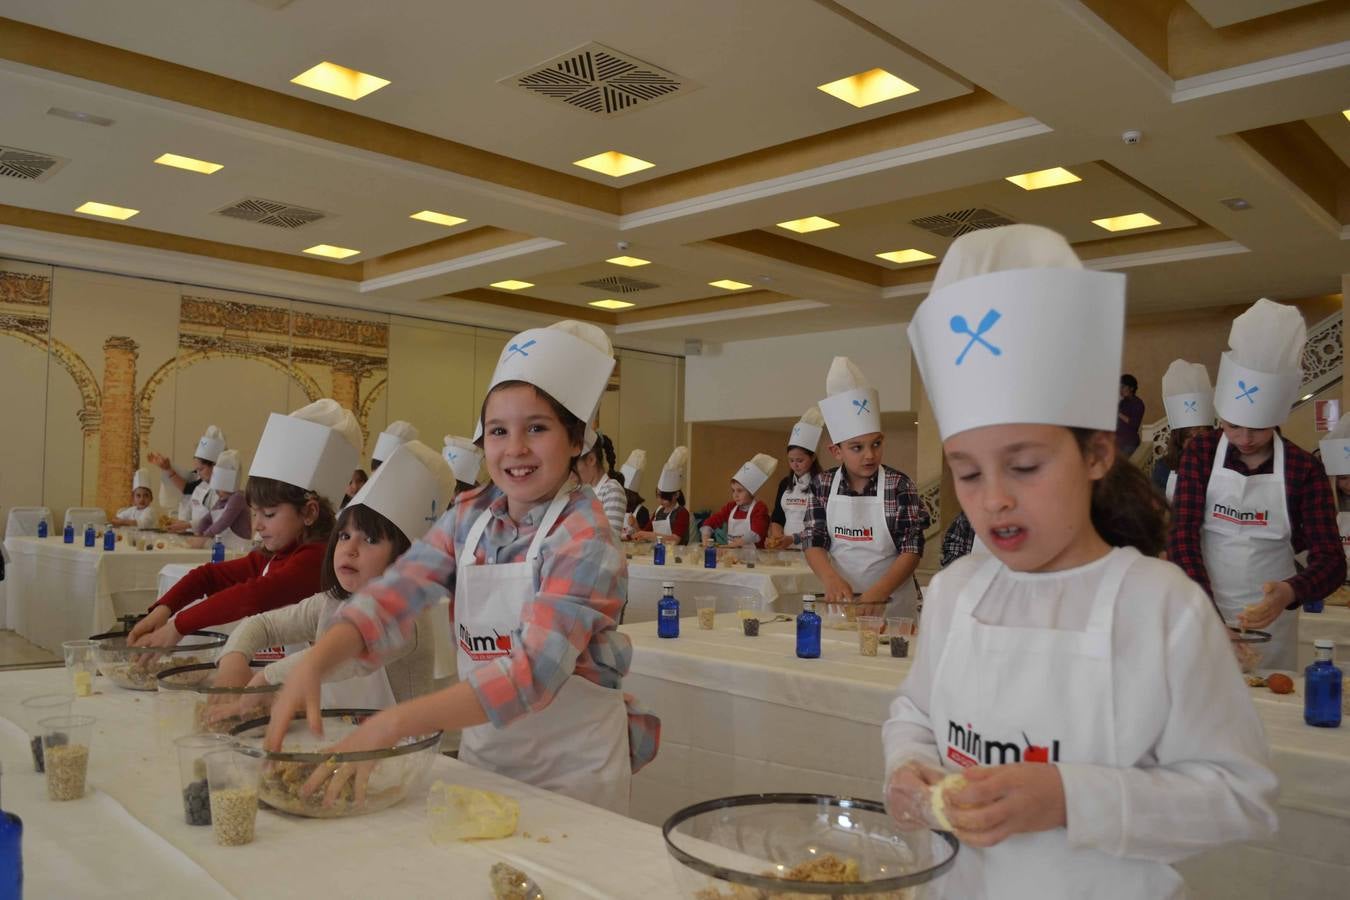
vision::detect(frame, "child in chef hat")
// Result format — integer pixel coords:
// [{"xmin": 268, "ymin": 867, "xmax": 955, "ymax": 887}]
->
[
  {"xmin": 265, "ymin": 320, "xmax": 659, "ymax": 816},
  {"xmin": 187, "ymin": 448, "xmax": 252, "ymax": 552},
  {"xmin": 372, "ymin": 420, "xmax": 418, "ymax": 471},
  {"xmin": 635, "ymin": 446, "xmax": 690, "ymax": 544},
  {"xmin": 442, "ymin": 435, "xmax": 484, "ymax": 495},
  {"xmin": 1152, "ymin": 360, "xmax": 1214, "ymax": 502},
  {"xmin": 766, "ymin": 406, "xmax": 825, "ymax": 549},
  {"xmin": 884, "ymin": 224, "xmax": 1275, "ymax": 897},
  {"xmin": 110, "ymin": 466, "xmax": 163, "ymax": 529},
  {"xmin": 618, "ymin": 449, "xmax": 650, "ymax": 537},
  {"xmin": 130, "ymin": 399, "xmax": 363, "ymax": 649},
  {"xmin": 700, "ymin": 454, "xmax": 778, "ymax": 549}
]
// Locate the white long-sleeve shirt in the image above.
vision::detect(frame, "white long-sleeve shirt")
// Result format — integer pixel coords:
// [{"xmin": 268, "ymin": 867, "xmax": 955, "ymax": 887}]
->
[
  {"xmin": 592, "ymin": 476, "xmax": 627, "ymax": 540},
  {"xmin": 883, "ymin": 549, "xmax": 1277, "ymax": 866}
]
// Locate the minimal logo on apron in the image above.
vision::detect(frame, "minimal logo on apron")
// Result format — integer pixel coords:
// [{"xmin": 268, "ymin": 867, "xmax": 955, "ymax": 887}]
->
[
  {"xmin": 946, "ymin": 721, "xmax": 1060, "ymax": 767},
  {"xmin": 1211, "ymin": 502, "xmax": 1269, "ymax": 526},
  {"xmin": 833, "ymin": 524, "xmax": 874, "ymax": 542},
  {"xmin": 252, "ymin": 646, "xmax": 288, "ymax": 662},
  {"xmin": 459, "ymin": 623, "xmax": 512, "ymax": 661},
  {"xmin": 950, "ymin": 309, "xmax": 1003, "ymax": 365},
  {"xmin": 1235, "ymin": 380, "xmax": 1260, "ymax": 403}
]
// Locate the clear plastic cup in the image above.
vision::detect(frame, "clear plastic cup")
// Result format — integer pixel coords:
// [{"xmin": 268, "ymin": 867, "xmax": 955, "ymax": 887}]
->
[
  {"xmin": 887, "ymin": 617, "xmax": 915, "ymax": 658},
  {"xmin": 62, "ymin": 640, "xmax": 99, "ymax": 697},
  {"xmin": 39, "ymin": 714, "xmax": 94, "ymax": 801},
  {"xmin": 737, "ymin": 596, "xmax": 762, "ymax": 637},
  {"xmin": 206, "ymin": 747, "xmax": 263, "ymax": 846},
  {"xmin": 857, "ymin": 616, "xmax": 883, "ymax": 657},
  {"xmin": 21, "ymin": 694, "xmax": 72, "ymax": 772},
  {"xmin": 177, "ymin": 734, "xmax": 233, "ymax": 826},
  {"xmin": 696, "ymin": 597, "xmax": 717, "ymax": 631}
]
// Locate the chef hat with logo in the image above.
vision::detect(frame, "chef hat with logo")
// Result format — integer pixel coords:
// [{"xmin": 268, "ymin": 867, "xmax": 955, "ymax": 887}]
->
[
  {"xmin": 1213, "ymin": 299, "xmax": 1305, "ymax": 429},
  {"xmin": 209, "ymin": 449, "xmax": 242, "ymax": 492},
  {"xmin": 1161, "ymin": 360, "xmax": 1214, "ymax": 430},
  {"xmin": 132, "ymin": 466, "xmax": 157, "ymax": 492},
  {"xmin": 619, "ymin": 449, "xmax": 647, "ymax": 492},
  {"xmin": 908, "ymin": 224, "xmax": 1124, "ymax": 440},
  {"xmin": 788, "ymin": 406, "xmax": 825, "ymax": 453},
  {"xmin": 658, "ymin": 446, "xmax": 689, "ymax": 493},
  {"xmin": 820, "ymin": 358, "xmax": 882, "ymax": 444},
  {"xmin": 1319, "ymin": 414, "xmax": 1350, "ymax": 476},
  {"xmin": 733, "ymin": 453, "xmax": 778, "ymax": 495},
  {"xmin": 441, "ymin": 435, "xmax": 483, "ymax": 487},
  {"xmin": 372, "ymin": 420, "xmax": 419, "ymax": 465},
  {"xmin": 350, "ymin": 440, "xmax": 454, "ymax": 542},
  {"xmin": 473, "ymin": 320, "xmax": 615, "ymax": 452},
  {"xmin": 249, "ymin": 399, "xmax": 362, "ymax": 507},
  {"xmin": 195, "ymin": 425, "xmax": 226, "ymax": 463}
]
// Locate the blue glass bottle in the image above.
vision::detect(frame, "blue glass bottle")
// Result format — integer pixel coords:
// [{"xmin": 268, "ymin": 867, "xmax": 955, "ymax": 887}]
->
[
  {"xmin": 36, "ymin": 518, "xmax": 47, "ymax": 539},
  {"xmin": 103, "ymin": 528, "xmax": 116, "ymax": 551},
  {"xmin": 62, "ymin": 523, "xmax": 74, "ymax": 544},
  {"xmin": 83, "ymin": 524, "xmax": 96, "ymax": 547},
  {"xmin": 0, "ymin": 762, "xmax": 23, "ymax": 900},
  {"xmin": 212, "ymin": 537, "xmax": 226, "ymax": 564},
  {"xmin": 704, "ymin": 543, "xmax": 717, "ymax": 569},
  {"xmin": 1305, "ymin": 596, "xmax": 1325, "ymax": 614},
  {"xmin": 796, "ymin": 595, "xmax": 821, "ymax": 659},
  {"xmin": 652, "ymin": 541, "xmax": 666, "ymax": 566},
  {"xmin": 1305, "ymin": 639, "xmax": 1342, "ymax": 728},
  {"xmin": 657, "ymin": 582, "xmax": 679, "ymax": 639}
]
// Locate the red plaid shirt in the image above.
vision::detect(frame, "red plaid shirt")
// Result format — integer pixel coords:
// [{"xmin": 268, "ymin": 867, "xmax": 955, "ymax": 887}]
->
[{"xmin": 1167, "ymin": 429, "xmax": 1344, "ymax": 609}]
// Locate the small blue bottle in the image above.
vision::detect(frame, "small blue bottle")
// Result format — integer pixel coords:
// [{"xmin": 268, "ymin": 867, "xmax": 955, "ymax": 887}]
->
[
  {"xmin": 657, "ymin": 582, "xmax": 679, "ymax": 639},
  {"xmin": 0, "ymin": 762, "xmax": 22, "ymax": 900},
  {"xmin": 1306, "ymin": 597, "xmax": 1325, "ymax": 614},
  {"xmin": 36, "ymin": 518, "xmax": 48, "ymax": 539},
  {"xmin": 83, "ymin": 524, "xmax": 96, "ymax": 547},
  {"xmin": 103, "ymin": 528, "xmax": 116, "ymax": 551},
  {"xmin": 652, "ymin": 541, "xmax": 666, "ymax": 566},
  {"xmin": 796, "ymin": 595, "xmax": 821, "ymax": 659},
  {"xmin": 212, "ymin": 537, "xmax": 226, "ymax": 564},
  {"xmin": 63, "ymin": 523, "xmax": 74, "ymax": 544},
  {"xmin": 1305, "ymin": 639, "xmax": 1342, "ymax": 728},
  {"xmin": 704, "ymin": 543, "xmax": 717, "ymax": 569}
]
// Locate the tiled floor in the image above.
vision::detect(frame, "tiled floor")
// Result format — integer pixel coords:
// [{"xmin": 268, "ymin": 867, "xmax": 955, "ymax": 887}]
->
[{"xmin": 0, "ymin": 629, "xmax": 60, "ymax": 669}]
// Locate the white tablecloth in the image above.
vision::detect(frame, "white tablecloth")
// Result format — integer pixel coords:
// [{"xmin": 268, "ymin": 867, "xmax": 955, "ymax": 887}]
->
[
  {"xmin": 0, "ymin": 667, "xmax": 684, "ymax": 899},
  {"xmin": 1298, "ymin": 604, "xmax": 1350, "ymax": 668},
  {"xmin": 622, "ymin": 616, "xmax": 1350, "ymax": 899},
  {"xmin": 2, "ymin": 536, "xmax": 220, "ymax": 651},
  {"xmin": 625, "ymin": 554, "xmax": 823, "ymax": 624}
]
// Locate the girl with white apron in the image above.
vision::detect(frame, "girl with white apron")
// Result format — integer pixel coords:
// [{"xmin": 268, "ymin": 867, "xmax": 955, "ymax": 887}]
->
[
  {"xmin": 772, "ymin": 407, "xmax": 825, "ymax": 548},
  {"xmin": 825, "ymin": 469, "xmax": 918, "ymax": 619},
  {"xmin": 638, "ymin": 446, "xmax": 690, "ymax": 543},
  {"xmin": 779, "ymin": 474, "xmax": 813, "ymax": 542}
]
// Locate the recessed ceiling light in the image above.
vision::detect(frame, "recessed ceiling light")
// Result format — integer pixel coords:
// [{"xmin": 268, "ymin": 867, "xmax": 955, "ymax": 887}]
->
[
  {"xmin": 589, "ymin": 298, "xmax": 634, "ymax": 310},
  {"xmin": 303, "ymin": 244, "xmax": 360, "ymax": 259},
  {"xmin": 74, "ymin": 201, "xmax": 138, "ymax": 220},
  {"xmin": 154, "ymin": 153, "xmax": 223, "ymax": 174},
  {"xmin": 572, "ymin": 151, "xmax": 654, "ymax": 178},
  {"xmin": 490, "ymin": 280, "xmax": 534, "ymax": 290},
  {"xmin": 290, "ymin": 61, "xmax": 390, "ymax": 100},
  {"xmin": 1005, "ymin": 167, "xmax": 1081, "ymax": 190},
  {"xmin": 606, "ymin": 256, "xmax": 651, "ymax": 267},
  {"xmin": 708, "ymin": 279, "xmax": 752, "ymax": 290},
  {"xmin": 47, "ymin": 107, "xmax": 114, "ymax": 127},
  {"xmin": 1091, "ymin": 212, "xmax": 1161, "ymax": 232},
  {"xmin": 410, "ymin": 210, "xmax": 467, "ymax": 227},
  {"xmin": 1343, "ymin": 109, "xmax": 1350, "ymax": 122},
  {"xmin": 817, "ymin": 68, "xmax": 919, "ymax": 108},
  {"xmin": 776, "ymin": 216, "xmax": 840, "ymax": 234},
  {"xmin": 875, "ymin": 249, "xmax": 936, "ymax": 265},
  {"xmin": 1219, "ymin": 197, "xmax": 1252, "ymax": 211}
]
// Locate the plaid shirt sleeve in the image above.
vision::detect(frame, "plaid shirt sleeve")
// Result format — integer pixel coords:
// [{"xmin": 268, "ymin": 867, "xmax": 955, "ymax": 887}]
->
[
  {"xmin": 1167, "ymin": 429, "xmax": 1217, "ymax": 597},
  {"xmin": 804, "ymin": 470, "xmax": 832, "ymax": 549},
  {"xmin": 940, "ymin": 513, "xmax": 974, "ymax": 567},
  {"xmin": 1285, "ymin": 444, "xmax": 1346, "ymax": 607},
  {"xmin": 887, "ymin": 468, "xmax": 928, "ymax": 557}
]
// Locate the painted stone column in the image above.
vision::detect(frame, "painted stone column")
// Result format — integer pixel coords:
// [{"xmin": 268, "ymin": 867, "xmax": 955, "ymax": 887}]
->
[
  {"xmin": 330, "ymin": 365, "xmax": 359, "ymax": 413},
  {"xmin": 96, "ymin": 336, "xmax": 139, "ymax": 516}
]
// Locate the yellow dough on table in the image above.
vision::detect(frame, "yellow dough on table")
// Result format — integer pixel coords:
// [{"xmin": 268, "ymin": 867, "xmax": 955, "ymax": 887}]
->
[
  {"xmin": 930, "ymin": 773, "xmax": 968, "ymax": 831},
  {"xmin": 427, "ymin": 782, "xmax": 519, "ymax": 843}
]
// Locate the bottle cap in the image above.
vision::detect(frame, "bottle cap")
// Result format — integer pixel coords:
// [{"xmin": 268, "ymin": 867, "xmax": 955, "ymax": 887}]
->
[
  {"xmin": 1314, "ymin": 638, "xmax": 1336, "ymax": 650},
  {"xmin": 662, "ymin": 581, "xmax": 675, "ymax": 590}
]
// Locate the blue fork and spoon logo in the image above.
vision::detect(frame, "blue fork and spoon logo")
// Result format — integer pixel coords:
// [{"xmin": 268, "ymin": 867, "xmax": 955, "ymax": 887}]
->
[{"xmin": 951, "ymin": 309, "xmax": 1002, "ymax": 365}]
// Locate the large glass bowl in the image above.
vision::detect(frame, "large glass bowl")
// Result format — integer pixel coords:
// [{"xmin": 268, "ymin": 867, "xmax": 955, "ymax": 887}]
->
[
  {"xmin": 230, "ymin": 709, "xmax": 442, "ymax": 818},
  {"xmin": 663, "ymin": 793, "xmax": 958, "ymax": 898},
  {"xmin": 90, "ymin": 630, "xmax": 228, "ymax": 691},
  {"xmin": 1226, "ymin": 625, "xmax": 1272, "ymax": 674},
  {"xmin": 156, "ymin": 661, "xmax": 280, "ymax": 745}
]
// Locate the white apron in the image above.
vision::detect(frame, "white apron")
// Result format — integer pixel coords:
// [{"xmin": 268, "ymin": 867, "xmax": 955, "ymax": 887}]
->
[
  {"xmin": 316, "ymin": 599, "xmax": 395, "ymax": 710},
  {"xmin": 1165, "ymin": 471, "xmax": 1178, "ymax": 504},
  {"xmin": 780, "ymin": 476, "xmax": 813, "ymax": 543},
  {"xmin": 215, "ymin": 524, "xmax": 254, "ymax": 555},
  {"xmin": 652, "ymin": 507, "xmax": 675, "ymax": 538},
  {"xmin": 189, "ymin": 482, "xmax": 216, "ymax": 529},
  {"xmin": 726, "ymin": 500, "xmax": 760, "ymax": 545},
  {"xmin": 1200, "ymin": 434, "xmax": 1298, "ymax": 670},
  {"xmin": 825, "ymin": 470, "xmax": 916, "ymax": 618},
  {"xmin": 455, "ymin": 490, "xmax": 631, "ymax": 814},
  {"xmin": 928, "ymin": 550, "xmax": 1185, "ymax": 899}
]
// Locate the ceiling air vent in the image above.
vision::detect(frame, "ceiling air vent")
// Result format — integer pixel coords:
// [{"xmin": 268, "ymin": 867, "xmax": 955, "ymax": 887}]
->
[
  {"xmin": 214, "ymin": 197, "xmax": 327, "ymax": 229},
  {"xmin": 910, "ymin": 207, "xmax": 1016, "ymax": 238},
  {"xmin": 580, "ymin": 275, "xmax": 659, "ymax": 294},
  {"xmin": 506, "ymin": 43, "xmax": 691, "ymax": 117},
  {"xmin": 0, "ymin": 145, "xmax": 66, "ymax": 182}
]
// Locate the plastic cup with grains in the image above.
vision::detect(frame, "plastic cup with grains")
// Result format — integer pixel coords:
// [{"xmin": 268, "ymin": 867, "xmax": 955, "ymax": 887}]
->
[
  {"xmin": 696, "ymin": 597, "xmax": 717, "ymax": 631},
  {"xmin": 21, "ymin": 694, "xmax": 72, "ymax": 773},
  {"xmin": 206, "ymin": 747, "xmax": 263, "ymax": 845},
  {"xmin": 737, "ymin": 596, "xmax": 761, "ymax": 637},
  {"xmin": 40, "ymin": 714, "xmax": 94, "ymax": 801},
  {"xmin": 177, "ymin": 734, "xmax": 233, "ymax": 826},
  {"xmin": 887, "ymin": 617, "xmax": 915, "ymax": 658},
  {"xmin": 62, "ymin": 640, "xmax": 99, "ymax": 697},
  {"xmin": 857, "ymin": 616, "xmax": 883, "ymax": 657}
]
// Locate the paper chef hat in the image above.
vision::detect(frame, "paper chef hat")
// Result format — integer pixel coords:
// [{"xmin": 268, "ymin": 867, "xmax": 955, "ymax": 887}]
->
[
  {"xmin": 1320, "ymin": 414, "xmax": 1350, "ymax": 476},
  {"xmin": 657, "ymin": 446, "xmax": 689, "ymax": 493},
  {"xmin": 350, "ymin": 440, "xmax": 454, "ymax": 542},
  {"xmin": 908, "ymin": 224, "xmax": 1124, "ymax": 440},
  {"xmin": 733, "ymin": 453, "xmax": 778, "ymax": 495},
  {"xmin": 1161, "ymin": 360, "xmax": 1214, "ymax": 430},
  {"xmin": 820, "ymin": 358, "xmax": 882, "ymax": 444},
  {"xmin": 132, "ymin": 466, "xmax": 156, "ymax": 492},
  {"xmin": 209, "ymin": 449, "xmax": 241, "ymax": 492},
  {"xmin": 195, "ymin": 425, "xmax": 226, "ymax": 463},
  {"xmin": 1213, "ymin": 299, "xmax": 1305, "ymax": 429},
  {"xmin": 249, "ymin": 399, "xmax": 362, "ymax": 506},
  {"xmin": 619, "ymin": 449, "xmax": 647, "ymax": 492},
  {"xmin": 788, "ymin": 406, "xmax": 825, "ymax": 453},
  {"xmin": 373, "ymin": 420, "xmax": 419, "ymax": 464},
  {"xmin": 473, "ymin": 320, "xmax": 615, "ymax": 451},
  {"xmin": 441, "ymin": 435, "xmax": 484, "ymax": 486}
]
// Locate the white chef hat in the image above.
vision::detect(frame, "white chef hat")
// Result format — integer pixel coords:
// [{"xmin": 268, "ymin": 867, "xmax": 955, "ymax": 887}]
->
[
  {"xmin": 372, "ymin": 420, "xmax": 419, "ymax": 465},
  {"xmin": 1162, "ymin": 360, "xmax": 1214, "ymax": 430},
  {"xmin": 820, "ymin": 357, "xmax": 882, "ymax": 444},
  {"xmin": 249, "ymin": 399, "xmax": 362, "ymax": 507},
  {"xmin": 132, "ymin": 466, "xmax": 156, "ymax": 492},
  {"xmin": 209, "ymin": 448, "xmax": 241, "ymax": 492},
  {"xmin": 1213, "ymin": 299, "xmax": 1305, "ymax": 429},
  {"xmin": 1319, "ymin": 414, "xmax": 1350, "ymax": 476},
  {"xmin": 733, "ymin": 453, "xmax": 778, "ymax": 495},
  {"xmin": 908, "ymin": 224, "xmax": 1124, "ymax": 440},
  {"xmin": 473, "ymin": 320, "xmax": 615, "ymax": 452},
  {"xmin": 195, "ymin": 425, "xmax": 226, "ymax": 463},
  {"xmin": 619, "ymin": 449, "xmax": 647, "ymax": 493},
  {"xmin": 788, "ymin": 405, "xmax": 825, "ymax": 453},
  {"xmin": 349, "ymin": 440, "xmax": 454, "ymax": 542},
  {"xmin": 441, "ymin": 435, "xmax": 484, "ymax": 486},
  {"xmin": 657, "ymin": 446, "xmax": 689, "ymax": 493}
]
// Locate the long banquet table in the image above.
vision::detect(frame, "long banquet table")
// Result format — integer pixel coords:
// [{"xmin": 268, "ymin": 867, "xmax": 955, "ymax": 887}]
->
[{"xmin": 623, "ymin": 548, "xmax": 823, "ymax": 624}]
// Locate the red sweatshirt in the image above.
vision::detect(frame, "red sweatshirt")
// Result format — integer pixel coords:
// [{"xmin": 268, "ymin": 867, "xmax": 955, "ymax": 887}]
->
[
  {"xmin": 152, "ymin": 541, "xmax": 326, "ymax": 634},
  {"xmin": 702, "ymin": 500, "xmax": 771, "ymax": 549}
]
